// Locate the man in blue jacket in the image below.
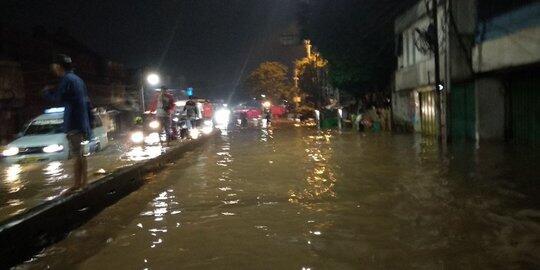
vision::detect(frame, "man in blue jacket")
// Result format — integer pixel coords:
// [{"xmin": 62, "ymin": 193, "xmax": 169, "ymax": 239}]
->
[{"xmin": 43, "ymin": 54, "xmax": 92, "ymax": 191}]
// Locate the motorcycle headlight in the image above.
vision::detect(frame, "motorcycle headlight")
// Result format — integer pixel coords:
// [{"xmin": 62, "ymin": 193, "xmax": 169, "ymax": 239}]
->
[
  {"xmin": 43, "ymin": 144, "xmax": 64, "ymax": 153},
  {"xmin": 214, "ymin": 109, "xmax": 231, "ymax": 125},
  {"xmin": 130, "ymin": 131, "xmax": 144, "ymax": 143},
  {"xmin": 149, "ymin": 120, "xmax": 160, "ymax": 130},
  {"xmin": 145, "ymin": 132, "xmax": 160, "ymax": 145},
  {"xmin": 189, "ymin": 129, "xmax": 200, "ymax": 139},
  {"xmin": 2, "ymin": 147, "xmax": 19, "ymax": 156}
]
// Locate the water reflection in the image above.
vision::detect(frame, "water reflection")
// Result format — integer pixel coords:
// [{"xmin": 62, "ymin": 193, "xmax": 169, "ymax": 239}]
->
[
  {"xmin": 43, "ymin": 161, "xmax": 68, "ymax": 184},
  {"xmin": 4, "ymin": 164, "xmax": 24, "ymax": 193},
  {"xmin": 289, "ymin": 131, "xmax": 337, "ymax": 204},
  {"xmin": 122, "ymin": 146, "xmax": 163, "ymax": 161},
  {"xmin": 18, "ymin": 128, "xmax": 540, "ymax": 269}
]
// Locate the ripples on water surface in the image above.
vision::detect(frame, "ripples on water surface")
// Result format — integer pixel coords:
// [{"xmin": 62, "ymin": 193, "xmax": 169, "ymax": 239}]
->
[{"xmin": 18, "ymin": 126, "xmax": 540, "ymax": 270}]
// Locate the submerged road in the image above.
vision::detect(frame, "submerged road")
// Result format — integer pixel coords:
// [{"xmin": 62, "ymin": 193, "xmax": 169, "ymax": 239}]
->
[{"xmin": 16, "ymin": 126, "xmax": 540, "ymax": 269}]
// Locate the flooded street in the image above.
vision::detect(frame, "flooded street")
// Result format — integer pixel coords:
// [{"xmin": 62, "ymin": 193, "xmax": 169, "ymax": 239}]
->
[
  {"xmin": 19, "ymin": 126, "xmax": 540, "ymax": 270},
  {"xmin": 0, "ymin": 139, "xmax": 174, "ymax": 220}
]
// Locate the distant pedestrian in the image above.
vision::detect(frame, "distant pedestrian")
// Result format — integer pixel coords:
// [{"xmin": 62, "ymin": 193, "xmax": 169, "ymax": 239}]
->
[
  {"xmin": 149, "ymin": 86, "xmax": 175, "ymax": 142},
  {"xmin": 202, "ymin": 100, "xmax": 213, "ymax": 120},
  {"xmin": 43, "ymin": 54, "xmax": 92, "ymax": 191},
  {"xmin": 183, "ymin": 97, "xmax": 199, "ymax": 129}
]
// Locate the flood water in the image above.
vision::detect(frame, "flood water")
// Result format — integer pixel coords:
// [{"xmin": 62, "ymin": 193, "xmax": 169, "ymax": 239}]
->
[{"xmin": 18, "ymin": 126, "xmax": 540, "ymax": 269}]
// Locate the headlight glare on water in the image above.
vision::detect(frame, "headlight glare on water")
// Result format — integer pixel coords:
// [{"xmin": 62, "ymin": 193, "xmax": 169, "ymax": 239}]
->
[
  {"xmin": 149, "ymin": 120, "xmax": 160, "ymax": 130},
  {"xmin": 130, "ymin": 131, "xmax": 144, "ymax": 143}
]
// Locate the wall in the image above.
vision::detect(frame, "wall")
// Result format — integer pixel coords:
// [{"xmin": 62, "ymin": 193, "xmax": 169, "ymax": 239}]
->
[
  {"xmin": 473, "ymin": 3, "xmax": 540, "ymax": 73},
  {"xmin": 472, "ymin": 26, "xmax": 540, "ymax": 72},
  {"xmin": 392, "ymin": 90, "xmax": 413, "ymax": 131},
  {"xmin": 394, "ymin": 0, "xmax": 476, "ymax": 91},
  {"xmin": 475, "ymin": 78, "xmax": 505, "ymax": 140}
]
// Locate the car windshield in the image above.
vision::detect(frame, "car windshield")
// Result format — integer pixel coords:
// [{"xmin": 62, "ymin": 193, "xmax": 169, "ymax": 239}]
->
[{"xmin": 24, "ymin": 119, "xmax": 63, "ymax": 135}]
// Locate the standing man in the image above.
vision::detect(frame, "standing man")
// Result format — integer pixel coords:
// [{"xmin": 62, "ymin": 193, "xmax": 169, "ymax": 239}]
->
[
  {"xmin": 43, "ymin": 54, "xmax": 92, "ymax": 191},
  {"xmin": 149, "ymin": 86, "xmax": 175, "ymax": 142},
  {"xmin": 183, "ymin": 97, "xmax": 199, "ymax": 130}
]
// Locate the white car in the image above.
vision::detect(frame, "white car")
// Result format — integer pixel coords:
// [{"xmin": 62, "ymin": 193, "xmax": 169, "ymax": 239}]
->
[{"xmin": 1, "ymin": 108, "xmax": 109, "ymax": 164}]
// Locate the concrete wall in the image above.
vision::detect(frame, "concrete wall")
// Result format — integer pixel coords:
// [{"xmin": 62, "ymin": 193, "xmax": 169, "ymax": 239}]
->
[
  {"xmin": 473, "ymin": 26, "xmax": 540, "ymax": 73},
  {"xmin": 473, "ymin": 3, "xmax": 540, "ymax": 73},
  {"xmin": 476, "ymin": 78, "xmax": 506, "ymax": 140}
]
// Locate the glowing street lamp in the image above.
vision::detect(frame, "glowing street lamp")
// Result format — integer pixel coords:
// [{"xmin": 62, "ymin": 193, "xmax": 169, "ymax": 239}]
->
[
  {"xmin": 140, "ymin": 72, "xmax": 160, "ymax": 112},
  {"xmin": 146, "ymin": 73, "xmax": 160, "ymax": 86}
]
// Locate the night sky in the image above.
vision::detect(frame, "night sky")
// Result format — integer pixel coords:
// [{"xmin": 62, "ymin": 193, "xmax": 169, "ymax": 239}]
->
[{"xmin": 2, "ymin": 0, "xmax": 300, "ymax": 100}]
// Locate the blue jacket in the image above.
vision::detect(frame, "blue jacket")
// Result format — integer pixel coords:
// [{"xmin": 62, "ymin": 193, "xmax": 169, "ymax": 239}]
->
[{"xmin": 43, "ymin": 71, "xmax": 93, "ymax": 139}]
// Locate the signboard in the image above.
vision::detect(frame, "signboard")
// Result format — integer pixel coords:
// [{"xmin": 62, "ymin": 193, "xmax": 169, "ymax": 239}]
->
[{"xmin": 186, "ymin": 87, "xmax": 194, "ymax": 96}]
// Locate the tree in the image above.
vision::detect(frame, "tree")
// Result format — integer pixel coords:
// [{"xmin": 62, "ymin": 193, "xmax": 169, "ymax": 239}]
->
[
  {"xmin": 297, "ymin": 0, "xmax": 417, "ymax": 95},
  {"xmin": 244, "ymin": 61, "xmax": 296, "ymax": 102},
  {"xmin": 295, "ymin": 51, "xmax": 328, "ymax": 107}
]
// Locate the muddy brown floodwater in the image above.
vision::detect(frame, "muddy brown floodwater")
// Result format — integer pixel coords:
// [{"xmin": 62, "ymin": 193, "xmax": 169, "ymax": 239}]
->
[{"xmin": 16, "ymin": 126, "xmax": 540, "ymax": 270}]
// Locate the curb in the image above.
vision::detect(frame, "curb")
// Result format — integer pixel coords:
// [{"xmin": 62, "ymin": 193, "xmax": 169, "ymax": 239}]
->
[{"xmin": 0, "ymin": 133, "xmax": 216, "ymax": 268}]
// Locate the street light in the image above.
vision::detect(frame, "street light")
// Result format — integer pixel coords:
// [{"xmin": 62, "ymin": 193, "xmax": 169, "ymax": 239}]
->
[
  {"xmin": 146, "ymin": 73, "xmax": 160, "ymax": 86},
  {"xmin": 140, "ymin": 73, "xmax": 160, "ymax": 112}
]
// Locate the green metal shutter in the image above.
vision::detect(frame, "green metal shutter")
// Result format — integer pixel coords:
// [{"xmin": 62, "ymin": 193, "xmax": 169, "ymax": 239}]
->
[
  {"xmin": 450, "ymin": 83, "xmax": 476, "ymax": 141},
  {"xmin": 510, "ymin": 78, "xmax": 540, "ymax": 146}
]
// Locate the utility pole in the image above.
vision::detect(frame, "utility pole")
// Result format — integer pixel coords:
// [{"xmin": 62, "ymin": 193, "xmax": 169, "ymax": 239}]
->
[{"xmin": 431, "ymin": 0, "xmax": 447, "ymax": 148}]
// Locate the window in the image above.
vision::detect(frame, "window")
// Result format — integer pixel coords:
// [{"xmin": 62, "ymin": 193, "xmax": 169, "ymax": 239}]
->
[
  {"xmin": 411, "ymin": 31, "xmax": 416, "ymax": 64},
  {"xmin": 395, "ymin": 34, "xmax": 403, "ymax": 57},
  {"xmin": 405, "ymin": 31, "xmax": 410, "ymax": 66},
  {"xmin": 25, "ymin": 120, "xmax": 63, "ymax": 135}
]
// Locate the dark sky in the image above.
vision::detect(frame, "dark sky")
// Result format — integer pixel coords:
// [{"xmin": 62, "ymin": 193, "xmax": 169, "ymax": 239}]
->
[{"xmin": 2, "ymin": 0, "xmax": 300, "ymax": 100}]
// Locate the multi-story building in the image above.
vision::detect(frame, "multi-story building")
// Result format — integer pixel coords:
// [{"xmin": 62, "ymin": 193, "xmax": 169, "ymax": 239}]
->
[{"xmin": 392, "ymin": 0, "xmax": 539, "ymax": 145}]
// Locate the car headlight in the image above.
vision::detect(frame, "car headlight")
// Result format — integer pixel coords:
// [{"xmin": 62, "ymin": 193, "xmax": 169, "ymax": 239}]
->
[
  {"xmin": 149, "ymin": 120, "xmax": 160, "ymax": 130},
  {"xmin": 43, "ymin": 144, "xmax": 64, "ymax": 153},
  {"xmin": 2, "ymin": 147, "xmax": 19, "ymax": 156},
  {"xmin": 130, "ymin": 131, "xmax": 144, "ymax": 143}
]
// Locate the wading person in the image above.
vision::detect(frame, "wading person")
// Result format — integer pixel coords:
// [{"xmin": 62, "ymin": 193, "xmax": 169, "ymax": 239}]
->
[
  {"xmin": 183, "ymin": 97, "xmax": 198, "ymax": 130},
  {"xmin": 149, "ymin": 86, "xmax": 175, "ymax": 143},
  {"xmin": 43, "ymin": 54, "xmax": 92, "ymax": 191}
]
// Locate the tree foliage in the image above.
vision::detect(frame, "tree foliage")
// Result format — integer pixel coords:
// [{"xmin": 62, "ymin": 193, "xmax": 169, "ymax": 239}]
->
[
  {"xmin": 244, "ymin": 61, "xmax": 297, "ymax": 102},
  {"xmin": 295, "ymin": 55, "xmax": 327, "ymax": 106}
]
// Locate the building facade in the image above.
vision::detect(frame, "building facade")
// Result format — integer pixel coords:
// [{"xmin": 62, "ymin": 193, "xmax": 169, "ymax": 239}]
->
[{"xmin": 392, "ymin": 0, "xmax": 540, "ymax": 145}]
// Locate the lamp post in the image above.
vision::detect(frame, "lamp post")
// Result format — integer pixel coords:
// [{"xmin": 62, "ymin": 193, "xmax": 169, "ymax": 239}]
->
[{"xmin": 140, "ymin": 73, "xmax": 160, "ymax": 112}]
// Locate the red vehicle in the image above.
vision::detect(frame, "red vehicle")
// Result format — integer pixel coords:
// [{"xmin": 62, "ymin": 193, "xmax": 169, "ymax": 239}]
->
[{"xmin": 270, "ymin": 105, "xmax": 287, "ymax": 118}]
